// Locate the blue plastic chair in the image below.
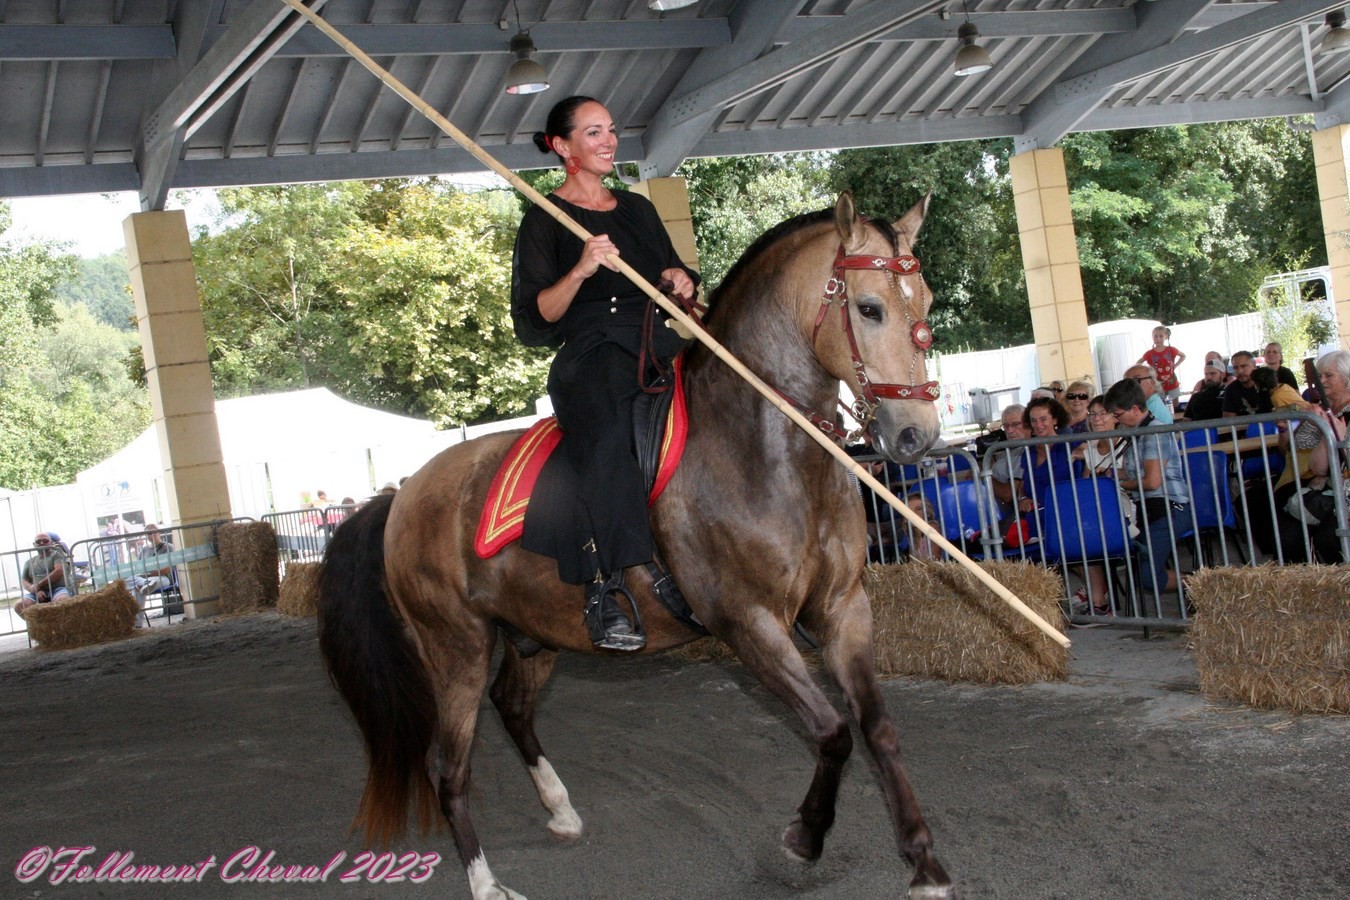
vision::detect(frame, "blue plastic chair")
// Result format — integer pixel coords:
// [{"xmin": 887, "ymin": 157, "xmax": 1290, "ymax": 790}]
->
[
  {"xmin": 1179, "ymin": 449, "xmax": 1245, "ymax": 565},
  {"xmin": 1240, "ymin": 420, "xmax": 1285, "ymax": 481},
  {"xmin": 1040, "ymin": 476, "xmax": 1132, "ymax": 566}
]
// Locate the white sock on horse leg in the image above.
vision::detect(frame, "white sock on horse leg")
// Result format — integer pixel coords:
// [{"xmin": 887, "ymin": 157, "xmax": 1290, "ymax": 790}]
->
[
  {"xmin": 529, "ymin": 756, "xmax": 583, "ymax": 838},
  {"xmin": 466, "ymin": 852, "xmax": 527, "ymax": 900}
]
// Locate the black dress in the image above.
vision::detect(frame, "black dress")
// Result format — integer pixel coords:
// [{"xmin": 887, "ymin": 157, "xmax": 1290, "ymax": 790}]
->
[{"xmin": 511, "ymin": 191, "xmax": 698, "ymax": 584}]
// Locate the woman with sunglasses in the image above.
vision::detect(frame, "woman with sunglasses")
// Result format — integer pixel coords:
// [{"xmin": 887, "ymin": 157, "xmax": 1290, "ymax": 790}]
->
[{"xmin": 1062, "ymin": 380, "xmax": 1094, "ymax": 434}]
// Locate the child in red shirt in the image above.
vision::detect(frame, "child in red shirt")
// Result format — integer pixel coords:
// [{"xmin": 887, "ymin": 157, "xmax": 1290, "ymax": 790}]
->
[{"xmin": 1138, "ymin": 325, "xmax": 1186, "ymax": 407}]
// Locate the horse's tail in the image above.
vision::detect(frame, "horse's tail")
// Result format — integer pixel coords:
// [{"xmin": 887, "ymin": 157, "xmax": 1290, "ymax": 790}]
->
[{"xmin": 317, "ymin": 493, "xmax": 439, "ymax": 845}]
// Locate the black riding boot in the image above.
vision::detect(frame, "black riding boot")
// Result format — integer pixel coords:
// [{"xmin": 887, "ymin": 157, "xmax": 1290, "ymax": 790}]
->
[{"xmin": 583, "ymin": 569, "xmax": 645, "ymax": 651}]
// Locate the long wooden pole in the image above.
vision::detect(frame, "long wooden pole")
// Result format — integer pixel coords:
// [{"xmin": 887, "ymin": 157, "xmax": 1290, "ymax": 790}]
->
[{"xmin": 278, "ymin": 0, "xmax": 1069, "ymax": 649}]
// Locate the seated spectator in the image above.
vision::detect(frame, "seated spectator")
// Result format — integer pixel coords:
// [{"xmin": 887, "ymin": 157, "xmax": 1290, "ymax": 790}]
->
[
  {"xmin": 1221, "ymin": 350, "xmax": 1272, "ymax": 418},
  {"xmin": 1105, "ymin": 378, "xmax": 1190, "ymax": 598},
  {"xmin": 1281, "ymin": 349, "xmax": 1350, "ymax": 563},
  {"xmin": 1181, "ymin": 362, "xmax": 1227, "ymax": 421},
  {"xmin": 130, "ymin": 524, "xmax": 177, "ymax": 614},
  {"xmin": 1070, "ymin": 398, "xmax": 1136, "ymax": 615},
  {"xmin": 1123, "ymin": 364, "xmax": 1173, "ymax": 423},
  {"xmin": 1191, "ymin": 350, "xmax": 1232, "ymax": 394},
  {"xmin": 15, "ymin": 533, "xmax": 70, "ymax": 615},
  {"xmin": 989, "ymin": 404, "xmax": 1028, "ymax": 532},
  {"xmin": 904, "ymin": 493, "xmax": 942, "ymax": 561},
  {"xmin": 1263, "ymin": 341, "xmax": 1299, "ymax": 390},
  {"xmin": 1020, "ymin": 397, "xmax": 1078, "ymax": 510},
  {"xmin": 1063, "ymin": 380, "xmax": 1094, "ymax": 434}
]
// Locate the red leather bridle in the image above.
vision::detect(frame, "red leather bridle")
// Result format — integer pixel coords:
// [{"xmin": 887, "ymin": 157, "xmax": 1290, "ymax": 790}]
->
[{"xmin": 786, "ymin": 243, "xmax": 939, "ymax": 442}]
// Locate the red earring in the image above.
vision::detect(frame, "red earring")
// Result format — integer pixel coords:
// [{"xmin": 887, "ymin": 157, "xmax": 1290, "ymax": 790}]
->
[{"xmin": 565, "ymin": 156, "xmax": 581, "ymax": 175}]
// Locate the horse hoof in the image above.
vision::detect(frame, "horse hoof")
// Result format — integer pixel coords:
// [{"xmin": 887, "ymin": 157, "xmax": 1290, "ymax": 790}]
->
[
  {"xmin": 781, "ymin": 819, "xmax": 821, "ymax": 861},
  {"xmin": 546, "ymin": 810, "xmax": 583, "ymax": 840},
  {"xmin": 909, "ymin": 883, "xmax": 956, "ymax": 900}
]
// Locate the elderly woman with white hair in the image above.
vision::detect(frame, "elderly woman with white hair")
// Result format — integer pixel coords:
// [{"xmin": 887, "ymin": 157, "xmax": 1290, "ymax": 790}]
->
[{"xmin": 1281, "ymin": 349, "xmax": 1350, "ymax": 563}]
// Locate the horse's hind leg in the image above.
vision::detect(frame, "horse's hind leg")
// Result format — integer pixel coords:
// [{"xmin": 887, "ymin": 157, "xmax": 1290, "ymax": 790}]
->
[
  {"xmin": 422, "ymin": 626, "xmax": 526, "ymax": 900},
  {"xmin": 489, "ymin": 643, "xmax": 583, "ymax": 839},
  {"xmin": 808, "ymin": 587, "xmax": 953, "ymax": 899}
]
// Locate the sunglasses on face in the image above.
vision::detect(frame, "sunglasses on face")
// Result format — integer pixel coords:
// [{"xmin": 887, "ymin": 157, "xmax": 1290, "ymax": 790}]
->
[
  {"xmin": 1130, "ymin": 376, "xmax": 1152, "ymax": 383},
  {"xmin": 34, "ymin": 538, "xmax": 51, "ymax": 546},
  {"xmin": 1064, "ymin": 392, "xmax": 1090, "ymax": 401}
]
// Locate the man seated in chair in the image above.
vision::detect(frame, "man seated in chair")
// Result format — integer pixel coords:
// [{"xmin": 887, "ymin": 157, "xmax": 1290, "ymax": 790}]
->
[
  {"xmin": 130, "ymin": 524, "xmax": 177, "ymax": 616},
  {"xmin": 15, "ymin": 533, "xmax": 70, "ymax": 615}
]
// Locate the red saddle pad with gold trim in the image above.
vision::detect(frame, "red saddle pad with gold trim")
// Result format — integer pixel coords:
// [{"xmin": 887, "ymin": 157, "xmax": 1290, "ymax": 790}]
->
[{"xmin": 474, "ymin": 360, "xmax": 687, "ymax": 559}]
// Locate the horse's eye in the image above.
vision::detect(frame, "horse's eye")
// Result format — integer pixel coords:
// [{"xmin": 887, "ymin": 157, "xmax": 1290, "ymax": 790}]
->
[{"xmin": 856, "ymin": 302, "xmax": 883, "ymax": 322}]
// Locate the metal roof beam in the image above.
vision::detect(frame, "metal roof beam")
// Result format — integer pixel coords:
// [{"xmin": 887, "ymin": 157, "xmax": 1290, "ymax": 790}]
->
[
  {"xmin": 1015, "ymin": 0, "xmax": 1340, "ymax": 153},
  {"xmin": 0, "ymin": 25, "xmax": 175, "ymax": 60},
  {"xmin": 663, "ymin": 0, "xmax": 947, "ymax": 129},
  {"xmin": 634, "ymin": 0, "xmax": 806, "ymax": 179},
  {"xmin": 256, "ymin": 18, "xmax": 731, "ymax": 56},
  {"xmin": 136, "ymin": 0, "xmax": 330, "ymax": 210}
]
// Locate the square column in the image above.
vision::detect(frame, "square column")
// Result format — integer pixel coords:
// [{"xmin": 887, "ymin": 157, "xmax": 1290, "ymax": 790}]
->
[
  {"xmin": 1312, "ymin": 124, "xmax": 1350, "ymax": 346},
  {"xmin": 124, "ymin": 210, "xmax": 231, "ymax": 617},
  {"xmin": 629, "ymin": 177, "xmax": 701, "ymax": 275},
  {"xmin": 1010, "ymin": 148, "xmax": 1093, "ymax": 385}
]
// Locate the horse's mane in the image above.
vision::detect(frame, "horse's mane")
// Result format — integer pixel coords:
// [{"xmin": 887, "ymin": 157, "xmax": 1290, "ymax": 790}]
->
[{"xmin": 704, "ymin": 205, "xmax": 900, "ymax": 316}]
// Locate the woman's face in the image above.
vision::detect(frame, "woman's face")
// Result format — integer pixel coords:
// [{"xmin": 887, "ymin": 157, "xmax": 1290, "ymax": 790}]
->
[
  {"xmin": 1064, "ymin": 388, "xmax": 1090, "ymax": 418},
  {"xmin": 1027, "ymin": 404, "xmax": 1057, "ymax": 438},
  {"xmin": 1088, "ymin": 404, "xmax": 1116, "ymax": 431},
  {"xmin": 556, "ymin": 102, "xmax": 617, "ymax": 176},
  {"xmin": 1320, "ymin": 367, "xmax": 1350, "ymax": 408}
]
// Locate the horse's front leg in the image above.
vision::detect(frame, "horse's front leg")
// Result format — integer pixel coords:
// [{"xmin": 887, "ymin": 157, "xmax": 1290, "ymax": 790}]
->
[
  {"xmin": 721, "ymin": 617, "xmax": 854, "ymax": 862},
  {"xmin": 807, "ymin": 585, "xmax": 953, "ymax": 900}
]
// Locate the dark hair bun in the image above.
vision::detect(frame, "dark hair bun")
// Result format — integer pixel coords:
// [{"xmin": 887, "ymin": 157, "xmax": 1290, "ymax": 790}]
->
[{"xmin": 532, "ymin": 131, "xmax": 552, "ymax": 154}]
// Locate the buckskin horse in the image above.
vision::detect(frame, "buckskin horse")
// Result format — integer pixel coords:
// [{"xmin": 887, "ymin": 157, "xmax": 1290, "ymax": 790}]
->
[{"xmin": 318, "ymin": 192, "xmax": 953, "ymax": 899}]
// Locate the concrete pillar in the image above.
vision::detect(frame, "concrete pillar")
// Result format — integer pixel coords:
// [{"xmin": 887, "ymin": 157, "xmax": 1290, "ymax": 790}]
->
[
  {"xmin": 1010, "ymin": 148, "xmax": 1094, "ymax": 386},
  {"xmin": 124, "ymin": 210, "xmax": 231, "ymax": 617},
  {"xmin": 629, "ymin": 176, "xmax": 701, "ymax": 275},
  {"xmin": 1312, "ymin": 124, "xmax": 1350, "ymax": 347}
]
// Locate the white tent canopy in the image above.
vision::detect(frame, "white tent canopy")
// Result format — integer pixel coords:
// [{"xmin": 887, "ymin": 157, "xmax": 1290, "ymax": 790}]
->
[{"xmin": 77, "ymin": 388, "xmax": 465, "ymax": 525}]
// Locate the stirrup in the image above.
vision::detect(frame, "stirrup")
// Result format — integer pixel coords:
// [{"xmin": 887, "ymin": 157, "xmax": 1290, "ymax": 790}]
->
[{"xmin": 583, "ymin": 570, "xmax": 645, "ymax": 651}]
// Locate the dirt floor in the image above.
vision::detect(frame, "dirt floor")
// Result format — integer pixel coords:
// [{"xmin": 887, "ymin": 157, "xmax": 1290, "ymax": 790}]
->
[{"xmin": 0, "ymin": 612, "xmax": 1347, "ymax": 900}]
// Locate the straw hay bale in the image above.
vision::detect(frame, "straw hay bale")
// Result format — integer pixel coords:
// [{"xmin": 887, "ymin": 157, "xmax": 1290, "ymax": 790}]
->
[
  {"xmin": 1189, "ymin": 565, "xmax": 1350, "ymax": 714},
  {"xmin": 278, "ymin": 563, "xmax": 321, "ymax": 618},
  {"xmin": 670, "ymin": 560, "xmax": 1067, "ymax": 684},
  {"xmin": 22, "ymin": 581, "xmax": 138, "ymax": 651},
  {"xmin": 218, "ymin": 522, "xmax": 279, "ymax": 613},
  {"xmin": 866, "ymin": 560, "xmax": 1068, "ymax": 684}
]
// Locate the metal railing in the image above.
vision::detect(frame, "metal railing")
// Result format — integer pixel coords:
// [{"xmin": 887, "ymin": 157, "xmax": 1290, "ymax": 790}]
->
[
  {"xmin": 853, "ymin": 410, "xmax": 1349, "ymax": 629},
  {"xmin": 265, "ymin": 504, "xmax": 357, "ymax": 576}
]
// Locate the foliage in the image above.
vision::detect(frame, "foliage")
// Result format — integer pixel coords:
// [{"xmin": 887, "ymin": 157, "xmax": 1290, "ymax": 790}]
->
[
  {"xmin": 57, "ymin": 252, "xmax": 134, "ymax": 330},
  {"xmin": 678, "ymin": 154, "xmax": 832, "ymax": 289},
  {"xmin": 0, "ymin": 205, "xmax": 148, "ymax": 488},
  {"xmin": 1259, "ymin": 277, "xmax": 1337, "ymax": 364},
  {"xmin": 829, "ymin": 141, "xmax": 1031, "ymax": 351},
  {"xmin": 193, "ymin": 180, "xmax": 547, "ymax": 426}
]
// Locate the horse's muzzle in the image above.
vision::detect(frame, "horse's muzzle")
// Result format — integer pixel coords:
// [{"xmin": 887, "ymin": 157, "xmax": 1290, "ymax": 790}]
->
[{"xmin": 873, "ymin": 421, "xmax": 940, "ymax": 465}]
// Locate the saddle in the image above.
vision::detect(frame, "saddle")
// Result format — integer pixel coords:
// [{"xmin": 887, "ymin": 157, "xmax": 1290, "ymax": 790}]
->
[{"xmin": 475, "ymin": 356, "xmax": 688, "ymax": 560}]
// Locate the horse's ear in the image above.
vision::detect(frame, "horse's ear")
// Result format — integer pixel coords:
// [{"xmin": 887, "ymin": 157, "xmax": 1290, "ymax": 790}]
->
[
  {"xmin": 834, "ymin": 191, "xmax": 864, "ymax": 251},
  {"xmin": 892, "ymin": 193, "xmax": 931, "ymax": 246}
]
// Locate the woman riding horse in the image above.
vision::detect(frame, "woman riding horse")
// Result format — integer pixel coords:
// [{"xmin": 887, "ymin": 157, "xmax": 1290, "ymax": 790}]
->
[
  {"xmin": 319, "ymin": 192, "xmax": 951, "ymax": 900},
  {"xmin": 512, "ymin": 95, "xmax": 699, "ymax": 651}
]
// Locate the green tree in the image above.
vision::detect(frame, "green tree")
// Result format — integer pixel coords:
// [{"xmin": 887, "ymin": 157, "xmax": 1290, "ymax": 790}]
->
[
  {"xmin": 57, "ymin": 252, "xmax": 134, "ymax": 330},
  {"xmin": 193, "ymin": 179, "xmax": 548, "ymax": 425},
  {"xmin": 829, "ymin": 141, "xmax": 1031, "ymax": 351},
  {"xmin": 678, "ymin": 154, "xmax": 832, "ymax": 289}
]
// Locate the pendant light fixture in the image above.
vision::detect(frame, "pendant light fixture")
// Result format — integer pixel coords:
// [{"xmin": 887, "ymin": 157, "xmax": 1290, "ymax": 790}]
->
[
  {"xmin": 953, "ymin": 3, "xmax": 993, "ymax": 77},
  {"xmin": 504, "ymin": 0, "xmax": 549, "ymax": 95}
]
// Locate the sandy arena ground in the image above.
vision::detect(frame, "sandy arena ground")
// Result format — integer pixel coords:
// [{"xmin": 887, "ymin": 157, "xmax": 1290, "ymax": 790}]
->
[{"xmin": 0, "ymin": 612, "xmax": 1347, "ymax": 899}]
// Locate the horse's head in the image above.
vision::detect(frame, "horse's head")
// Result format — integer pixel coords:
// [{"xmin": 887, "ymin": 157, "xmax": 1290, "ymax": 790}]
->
[{"xmin": 812, "ymin": 192, "xmax": 942, "ymax": 463}]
